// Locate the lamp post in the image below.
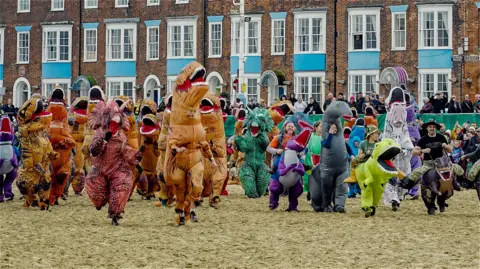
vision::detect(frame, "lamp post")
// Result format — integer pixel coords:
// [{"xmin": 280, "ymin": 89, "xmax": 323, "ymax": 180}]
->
[{"xmin": 233, "ymin": 0, "xmax": 245, "ymax": 103}]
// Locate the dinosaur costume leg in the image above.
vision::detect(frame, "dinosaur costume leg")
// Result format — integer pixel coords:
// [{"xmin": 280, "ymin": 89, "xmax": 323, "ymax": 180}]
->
[
  {"xmin": 107, "ymin": 170, "xmax": 134, "ymax": 218},
  {"xmin": 211, "ymin": 157, "xmax": 227, "ymax": 200},
  {"xmin": 239, "ymin": 164, "xmax": 258, "ymax": 198},
  {"xmin": 420, "ymin": 184, "xmax": 437, "ymax": 214},
  {"xmin": 2, "ymin": 169, "xmax": 17, "ymax": 200},
  {"xmin": 255, "ymin": 163, "xmax": 271, "ymax": 198},
  {"xmin": 309, "ymin": 166, "xmax": 323, "ymax": 212},
  {"xmin": 287, "ymin": 180, "xmax": 303, "ymax": 211},
  {"xmin": 50, "ymin": 149, "xmax": 73, "ymax": 205},
  {"xmin": 85, "ymin": 171, "xmax": 109, "ymax": 210},
  {"xmin": 268, "ymin": 179, "xmax": 283, "ymax": 209},
  {"xmin": 467, "ymin": 160, "xmax": 480, "ymax": 182},
  {"xmin": 71, "ymin": 142, "xmax": 85, "ymax": 194},
  {"xmin": 333, "ymin": 171, "xmax": 348, "ymax": 212},
  {"xmin": 319, "ymin": 165, "xmax": 336, "ymax": 211}
]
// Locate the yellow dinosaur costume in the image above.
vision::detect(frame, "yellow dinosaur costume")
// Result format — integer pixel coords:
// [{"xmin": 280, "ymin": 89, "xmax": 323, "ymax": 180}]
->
[
  {"xmin": 114, "ymin": 96, "xmax": 138, "ymax": 149},
  {"xmin": 136, "ymin": 100, "xmax": 161, "ymax": 199},
  {"xmin": 82, "ymin": 86, "xmax": 106, "ymax": 175},
  {"xmin": 69, "ymin": 96, "xmax": 88, "ymax": 195},
  {"xmin": 16, "ymin": 97, "xmax": 58, "ymax": 209},
  {"xmin": 165, "ymin": 61, "xmax": 215, "ymax": 226},
  {"xmin": 47, "ymin": 87, "xmax": 76, "ymax": 205},
  {"xmin": 199, "ymin": 92, "xmax": 227, "ymax": 208}
]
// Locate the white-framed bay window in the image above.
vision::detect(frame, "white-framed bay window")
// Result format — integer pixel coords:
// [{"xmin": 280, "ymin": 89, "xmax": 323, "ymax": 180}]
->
[
  {"xmin": 85, "ymin": 0, "xmax": 98, "ymax": 9},
  {"xmin": 42, "ymin": 25, "xmax": 73, "ymax": 62},
  {"xmin": 0, "ymin": 28, "xmax": 4, "ymax": 65},
  {"xmin": 51, "ymin": 0, "xmax": 64, "ymax": 11},
  {"xmin": 106, "ymin": 23, "xmax": 137, "ymax": 61},
  {"xmin": 106, "ymin": 77, "xmax": 136, "ymax": 102},
  {"xmin": 418, "ymin": 69, "xmax": 451, "ymax": 103},
  {"xmin": 392, "ymin": 12, "xmax": 406, "ymax": 50},
  {"xmin": 418, "ymin": 5, "xmax": 452, "ymax": 49},
  {"xmin": 294, "ymin": 72, "xmax": 325, "ymax": 104},
  {"xmin": 231, "ymin": 15, "xmax": 262, "ymax": 56},
  {"xmin": 116, "ymin": 0, "xmax": 129, "ymax": 8},
  {"xmin": 147, "ymin": 26, "xmax": 160, "ymax": 60},
  {"xmin": 167, "ymin": 76, "xmax": 177, "ymax": 93},
  {"xmin": 167, "ymin": 17, "xmax": 197, "ymax": 59},
  {"xmin": 348, "ymin": 70, "xmax": 379, "ymax": 98},
  {"xmin": 42, "ymin": 79, "xmax": 71, "ymax": 104},
  {"xmin": 209, "ymin": 22, "xmax": 222, "ymax": 58},
  {"xmin": 271, "ymin": 18, "xmax": 285, "ymax": 55},
  {"xmin": 18, "ymin": 0, "xmax": 30, "ymax": 13},
  {"xmin": 84, "ymin": 28, "xmax": 97, "ymax": 62},
  {"xmin": 17, "ymin": 31, "xmax": 30, "ymax": 64},
  {"xmin": 230, "ymin": 75, "xmax": 260, "ymax": 103},
  {"xmin": 294, "ymin": 12, "xmax": 326, "ymax": 54},
  {"xmin": 147, "ymin": 0, "xmax": 160, "ymax": 6},
  {"xmin": 348, "ymin": 8, "xmax": 381, "ymax": 51}
]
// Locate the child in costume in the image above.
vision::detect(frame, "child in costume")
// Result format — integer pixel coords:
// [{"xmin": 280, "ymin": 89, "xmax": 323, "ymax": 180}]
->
[
  {"xmin": 346, "ymin": 118, "xmax": 365, "ymax": 198},
  {"xmin": 0, "ymin": 115, "xmax": 18, "ymax": 202},
  {"xmin": 85, "ymin": 99, "xmax": 141, "ymax": 226},
  {"xmin": 364, "ymin": 106, "xmax": 378, "ymax": 127}
]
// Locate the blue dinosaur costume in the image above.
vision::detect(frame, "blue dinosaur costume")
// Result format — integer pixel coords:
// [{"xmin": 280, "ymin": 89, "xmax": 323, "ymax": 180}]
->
[
  {"xmin": 309, "ymin": 101, "xmax": 353, "ymax": 213},
  {"xmin": 347, "ymin": 119, "xmax": 365, "ymax": 198}
]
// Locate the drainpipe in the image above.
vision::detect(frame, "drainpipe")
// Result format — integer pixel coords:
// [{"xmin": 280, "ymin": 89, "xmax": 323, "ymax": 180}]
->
[
  {"xmin": 333, "ymin": 0, "xmax": 337, "ymax": 96},
  {"xmin": 202, "ymin": 0, "xmax": 207, "ymax": 67},
  {"xmin": 79, "ymin": 0, "xmax": 83, "ymax": 77}
]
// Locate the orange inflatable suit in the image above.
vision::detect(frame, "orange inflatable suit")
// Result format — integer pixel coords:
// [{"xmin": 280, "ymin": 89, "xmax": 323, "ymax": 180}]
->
[{"xmin": 69, "ymin": 96, "xmax": 88, "ymax": 195}]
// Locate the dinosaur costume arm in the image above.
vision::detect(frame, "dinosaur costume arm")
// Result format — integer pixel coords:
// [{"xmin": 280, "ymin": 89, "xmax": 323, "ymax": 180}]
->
[
  {"xmin": 234, "ymin": 135, "xmax": 248, "ymax": 153},
  {"xmin": 200, "ymin": 141, "xmax": 214, "ymax": 160},
  {"xmin": 90, "ymin": 131, "xmax": 107, "ymax": 157},
  {"xmin": 258, "ymin": 133, "xmax": 270, "ymax": 151}
]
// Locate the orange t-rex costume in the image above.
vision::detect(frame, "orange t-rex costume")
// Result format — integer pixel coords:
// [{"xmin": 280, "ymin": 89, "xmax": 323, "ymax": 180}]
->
[
  {"xmin": 69, "ymin": 96, "xmax": 88, "ymax": 195},
  {"xmin": 229, "ymin": 107, "xmax": 246, "ymax": 173},
  {"xmin": 199, "ymin": 92, "xmax": 227, "ymax": 208},
  {"xmin": 115, "ymin": 96, "xmax": 138, "ymax": 149},
  {"xmin": 364, "ymin": 106, "xmax": 378, "ymax": 127},
  {"xmin": 165, "ymin": 61, "xmax": 215, "ymax": 226},
  {"xmin": 47, "ymin": 87, "xmax": 76, "ymax": 205}
]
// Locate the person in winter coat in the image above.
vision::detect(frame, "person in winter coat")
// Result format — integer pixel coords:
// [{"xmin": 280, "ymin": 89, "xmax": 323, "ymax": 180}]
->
[
  {"xmin": 375, "ymin": 96, "xmax": 387, "ymax": 114},
  {"xmin": 430, "ymin": 93, "xmax": 447, "ymax": 113},
  {"xmin": 461, "ymin": 95, "xmax": 474, "ymax": 113},
  {"xmin": 304, "ymin": 97, "xmax": 323, "ymax": 115},
  {"xmin": 446, "ymin": 95, "xmax": 461, "ymax": 113},
  {"xmin": 420, "ymin": 98, "xmax": 433, "ymax": 114},
  {"xmin": 294, "ymin": 96, "xmax": 308, "ymax": 113}
]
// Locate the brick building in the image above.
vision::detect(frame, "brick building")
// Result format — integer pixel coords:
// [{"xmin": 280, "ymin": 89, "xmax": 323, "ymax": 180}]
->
[{"xmin": 0, "ymin": 0, "xmax": 478, "ymax": 108}]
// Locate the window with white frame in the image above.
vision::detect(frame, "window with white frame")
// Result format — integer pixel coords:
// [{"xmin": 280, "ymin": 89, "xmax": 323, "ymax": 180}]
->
[
  {"xmin": 0, "ymin": 28, "xmax": 4, "ymax": 65},
  {"xmin": 42, "ymin": 25, "xmax": 72, "ymax": 62},
  {"xmin": 231, "ymin": 15, "xmax": 262, "ymax": 56},
  {"xmin": 148, "ymin": 0, "xmax": 160, "ymax": 6},
  {"xmin": 418, "ymin": 5, "xmax": 452, "ymax": 49},
  {"xmin": 51, "ymin": 0, "xmax": 64, "ymax": 11},
  {"xmin": 348, "ymin": 8, "xmax": 380, "ymax": 51},
  {"xmin": 147, "ymin": 26, "xmax": 159, "ymax": 60},
  {"xmin": 84, "ymin": 29, "xmax": 97, "ymax": 62},
  {"xmin": 167, "ymin": 76, "xmax": 177, "ymax": 93},
  {"xmin": 106, "ymin": 23, "xmax": 136, "ymax": 61},
  {"xmin": 17, "ymin": 32, "xmax": 30, "ymax": 64},
  {"xmin": 294, "ymin": 12, "xmax": 326, "ymax": 53},
  {"xmin": 272, "ymin": 19, "xmax": 285, "ymax": 55},
  {"xmin": 116, "ymin": 0, "xmax": 129, "ymax": 7},
  {"xmin": 18, "ymin": 0, "xmax": 30, "ymax": 13},
  {"xmin": 209, "ymin": 22, "xmax": 222, "ymax": 58},
  {"xmin": 246, "ymin": 78, "xmax": 259, "ymax": 103},
  {"xmin": 419, "ymin": 70, "xmax": 450, "ymax": 101},
  {"xmin": 392, "ymin": 12, "xmax": 406, "ymax": 50},
  {"xmin": 85, "ymin": 0, "xmax": 98, "ymax": 8},
  {"xmin": 294, "ymin": 72, "xmax": 325, "ymax": 104},
  {"xmin": 176, "ymin": 0, "xmax": 189, "ymax": 4},
  {"xmin": 42, "ymin": 79, "xmax": 71, "ymax": 104},
  {"xmin": 106, "ymin": 78, "xmax": 136, "ymax": 101},
  {"xmin": 167, "ymin": 18, "xmax": 196, "ymax": 58},
  {"xmin": 348, "ymin": 70, "xmax": 379, "ymax": 97}
]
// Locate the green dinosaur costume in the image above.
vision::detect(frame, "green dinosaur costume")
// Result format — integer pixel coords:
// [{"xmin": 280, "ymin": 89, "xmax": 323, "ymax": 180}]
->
[
  {"xmin": 355, "ymin": 138, "xmax": 403, "ymax": 217},
  {"xmin": 234, "ymin": 108, "xmax": 274, "ymax": 198}
]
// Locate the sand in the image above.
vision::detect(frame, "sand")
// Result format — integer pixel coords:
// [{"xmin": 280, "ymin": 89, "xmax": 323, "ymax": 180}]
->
[{"xmin": 0, "ymin": 185, "xmax": 479, "ymax": 269}]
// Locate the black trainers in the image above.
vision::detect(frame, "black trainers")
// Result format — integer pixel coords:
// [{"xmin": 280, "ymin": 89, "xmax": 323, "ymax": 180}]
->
[
  {"xmin": 392, "ymin": 201, "xmax": 400, "ymax": 211},
  {"xmin": 427, "ymin": 208, "xmax": 436, "ymax": 215}
]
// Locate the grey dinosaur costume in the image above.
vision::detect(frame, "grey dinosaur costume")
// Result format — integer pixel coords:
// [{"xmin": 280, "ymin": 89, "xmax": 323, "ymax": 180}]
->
[{"xmin": 309, "ymin": 101, "xmax": 353, "ymax": 212}]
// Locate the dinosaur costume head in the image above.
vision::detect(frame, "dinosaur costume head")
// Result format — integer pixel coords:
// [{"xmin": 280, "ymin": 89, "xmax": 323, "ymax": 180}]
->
[
  {"xmin": 140, "ymin": 114, "xmax": 159, "ymax": 137},
  {"xmin": 89, "ymin": 99, "xmax": 129, "ymax": 135},
  {"xmin": 200, "ymin": 92, "xmax": 223, "ymax": 125},
  {"xmin": 47, "ymin": 86, "xmax": 68, "ymax": 121},
  {"xmin": 87, "ymin": 86, "xmax": 106, "ymax": 114},
  {"xmin": 0, "ymin": 115, "xmax": 14, "ymax": 142},
  {"xmin": 17, "ymin": 97, "xmax": 52, "ymax": 125},
  {"xmin": 138, "ymin": 99, "xmax": 158, "ymax": 120},
  {"xmin": 322, "ymin": 101, "xmax": 353, "ymax": 137},
  {"xmin": 268, "ymin": 100, "xmax": 294, "ymax": 125},
  {"xmin": 171, "ymin": 61, "xmax": 209, "ymax": 125},
  {"xmin": 242, "ymin": 107, "xmax": 274, "ymax": 137},
  {"xmin": 71, "ymin": 96, "xmax": 89, "ymax": 124},
  {"xmin": 368, "ymin": 138, "xmax": 402, "ymax": 177},
  {"xmin": 164, "ymin": 94, "xmax": 173, "ymax": 112}
]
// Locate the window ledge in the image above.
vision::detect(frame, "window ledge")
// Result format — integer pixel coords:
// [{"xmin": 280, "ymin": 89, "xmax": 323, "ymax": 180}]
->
[
  {"xmin": 16, "ymin": 62, "xmax": 30, "ymax": 65},
  {"xmin": 84, "ymin": 7, "xmax": 98, "ymax": 9},
  {"xmin": 294, "ymin": 51, "xmax": 326, "ymax": 54},
  {"xmin": 146, "ymin": 58, "xmax": 159, "ymax": 61},
  {"xmin": 271, "ymin": 53, "xmax": 285, "ymax": 56},
  {"xmin": 208, "ymin": 55, "xmax": 222, "ymax": 59},
  {"xmin": 83, "ymin": 60, "xmax": 97, "ymax": 63},
  {"xmin": 391, "ymin": 48, "xmax": 406, "ymax": 51},
  {"xmin": 348, "ymin": 50, "xmax": 381, "ymax": 53},
  {"xmin": 17, "ymin": 10, "xmax": 30, "ymax": 13},
  {"xmin": 106, "ymin": 59, "xmax": 137, "ymax": 62},
  {"xmin": 51, "ymin": 9, "xmax": 65, "ymax": 12},
  {"xmin": 167, "ymin": 56, "xmax": 196, "ymax": 60},
  {"xmin": 417, "ymin": 47, "xmax": 452, "ymax": 50}
]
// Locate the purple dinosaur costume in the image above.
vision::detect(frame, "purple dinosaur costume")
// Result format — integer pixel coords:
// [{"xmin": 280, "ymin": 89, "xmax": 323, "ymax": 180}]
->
[
  {"xmin": 406, "ymin": 93, "xmax": 422, "ymax": 197},
  {"xmin": 269, "ymin": 124, "xmax": 312, "ymax": 211},
  {"xmin": 0, "ymin": 116, "xmax": 18, "ymax": 202}
]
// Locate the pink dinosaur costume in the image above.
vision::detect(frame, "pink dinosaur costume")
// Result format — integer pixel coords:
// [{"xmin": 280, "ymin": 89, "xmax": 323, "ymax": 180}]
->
[{"xmin": 85, "ymin": 100, "xmax": 141, "ymax": 226}]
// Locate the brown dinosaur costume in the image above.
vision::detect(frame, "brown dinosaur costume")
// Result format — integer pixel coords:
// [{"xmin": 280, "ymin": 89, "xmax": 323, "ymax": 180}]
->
[
  {"xmin": 165, "ymin": 61, "xmax": 215, "ymax": 226},
  {"xmin": 47, "ymin": 87, "xmax": 76, "ymax": 205},
  {"xmin": 229, "ymin": 107, "xmax": 246, "ymax": 174},
  {"xmin": 136, "ymin": 100, "xmax": 160, "ymax": 199},
  {"xmin": 82, "ymin": 86, "xmax": 106, "ymax": 175},
  {"xmin": 114, "ymin": 96, "xmax": 138, "ymax": 149},
  {"xmin": 69, "ymin": 96, "xmax": 88, "ymax": 195},
  {"xmin": 199, "ymin": 92, "xmax": 227, "ymax": 208},
  {"xmin": 16, "ymin": 97, "xmax": 58, "ymax": 209}
]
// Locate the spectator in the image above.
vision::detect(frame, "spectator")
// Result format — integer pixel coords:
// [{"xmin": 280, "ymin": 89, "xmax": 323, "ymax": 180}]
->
[
  {"xmin": 337, "ymin": 92, "xmax": 348, "ymax": 103},
  {"xmin": 474, "ymin": 94, "xmax": 480, "ymax": 113},
  {"xmin": 420, "ymin": 98, "xmax": 433, "ymax": 114},
  {"xmin": 280, "ymin": 94, "xmax": 288, "ymax": 101},
  {"xmin": 361, "ymin": 95, "xmax": 372, "ymax": 114},
  {"xmin": 294, "ymin": 96, "xmax": 307, "ymax": 113},
  {"xmin": 323, "ymin": 92, "xmax": 334, "ymax": 111},
  {"xmin": 289, "ymin": 93, "xmax": 297, "ymax": 105},
  {"xmin": 355, "ymin": 93, "xmax": 365, "ymax": 113},
  {"xmin": 430, "ymin": 92, "xmax": 447, "ymax": 113},
  {"xmin": 370, "ymin": 93, "xmax": 379, "ymax": 107},
  {"xmin": 446, "ymin": 95, "xmax": 461, "ymax": 113},
  {"xmin": 2, "ymin": 99, "xmax": 16, "ymax": 121},
  {"xmin": 348, "ymin": 95, "xmax": 356, "ymax": 109},
  {"xmin": 259, "ymin": 99, "xmax": 267, "ymax": 109},
  {"xmin": 304, "ymin": 96, "xmax": 323, "ymax": 115},
  {"xmin": 375, "ymin": 96, "xmax": 387, "ymax": 114},
  {"xmin": 461, "ymin": 95, "xmax": 474, "ymax": 113}
]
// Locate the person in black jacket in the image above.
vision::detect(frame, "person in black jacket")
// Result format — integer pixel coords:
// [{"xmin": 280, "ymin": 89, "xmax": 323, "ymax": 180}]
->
[
  {"xmin": 461, "ymin": 95, "xmax": 474, "ymax": 113},
  {"xmin": 304, "ymin": 96, "xmax": 323, "ymax": 115},
  {"xmin": 355, "ymin": 93, "xmax": 365, "ymax": 113},
  {"xmin": 323, "ymin": 92, "xmax": 333, "ymax": 111},
  {"xmin": 446, "ymin": 95, "xmax": 461, "ymax": 113},
  {"xmin": 2, "ymin": 99, "xmax": 16, "ymax": 121},
  {"xmin": 375, "ymin": 96, "xmax": 387, "ymax": 114},
  {"xmin": 430, "ymin": 93, "xmax": 447, "ymax": 113}
]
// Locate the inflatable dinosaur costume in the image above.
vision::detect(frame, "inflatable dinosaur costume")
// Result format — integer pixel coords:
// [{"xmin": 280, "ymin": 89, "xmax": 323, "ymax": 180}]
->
[
  {"xmin": 234, "ymin": 107, "xmax": 274, "ymax": 198},
  {"xmin": 199, "ymin": 92, "xmax": 227, "ymax": 208},
  {"xmin": 47, "ymin": 87, "xmax": 76, "ymax": 205},
  {"xmin": 229, "ymin": 107, "xmax": 247, "ymax": 171},
  {"xmin": 266, "ymin": 101, "xmax": 294, "ymax": 165},
  {"xmin": 165, "ymin": 61, "xmax": 214, "ymax": 226},
  {"xmin": 114, "ymin": 96, "xmax": 138, "ymax": 149},
  {"xmin": 354, "ymin": 138, "xmax": 403, "ymax": 217},
  {"xmin": 16, "ymin": 97, "xmax": 58, "ymax": 209},
  {"xmin": 309, "ymin": 101, "xmax": 352, "ymax": 213},
  {"xmin": 0, "ymin": 116, "xmax": 18, "ymax": 202},
  {"xmin": 68, "ymin": 96, "xmax": 88, "ymax": 195}
]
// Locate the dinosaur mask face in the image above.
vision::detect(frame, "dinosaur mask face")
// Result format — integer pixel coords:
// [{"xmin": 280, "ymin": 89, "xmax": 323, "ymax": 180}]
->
[
  {"xmin": 372, "ymin": 138, "xmax": 401, "ymax": 175},
  {"xmin": 269, "ymin": 101, "xmax": 293, "ymax": 124},
  {"xmin": 433, "ymin": 156, "xmax": 453, "ymax": 180},
  {"xmin": 140, "ymin": 114, "xmax": 159, "ymax": 137},
  {"xmin": 324, "ymin": 101, "xmax": 353, "ymax": 122},
  {"xmin": 71, "ymin": 97, "xmax": 88, "ymax": 124},
  {"xmin": 250, "ymin": 122, "xmax": 260, "ymax": 137},
  {"xmin": 48, "ymin": 87, "xmax": 69, "ymax": 121}
]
